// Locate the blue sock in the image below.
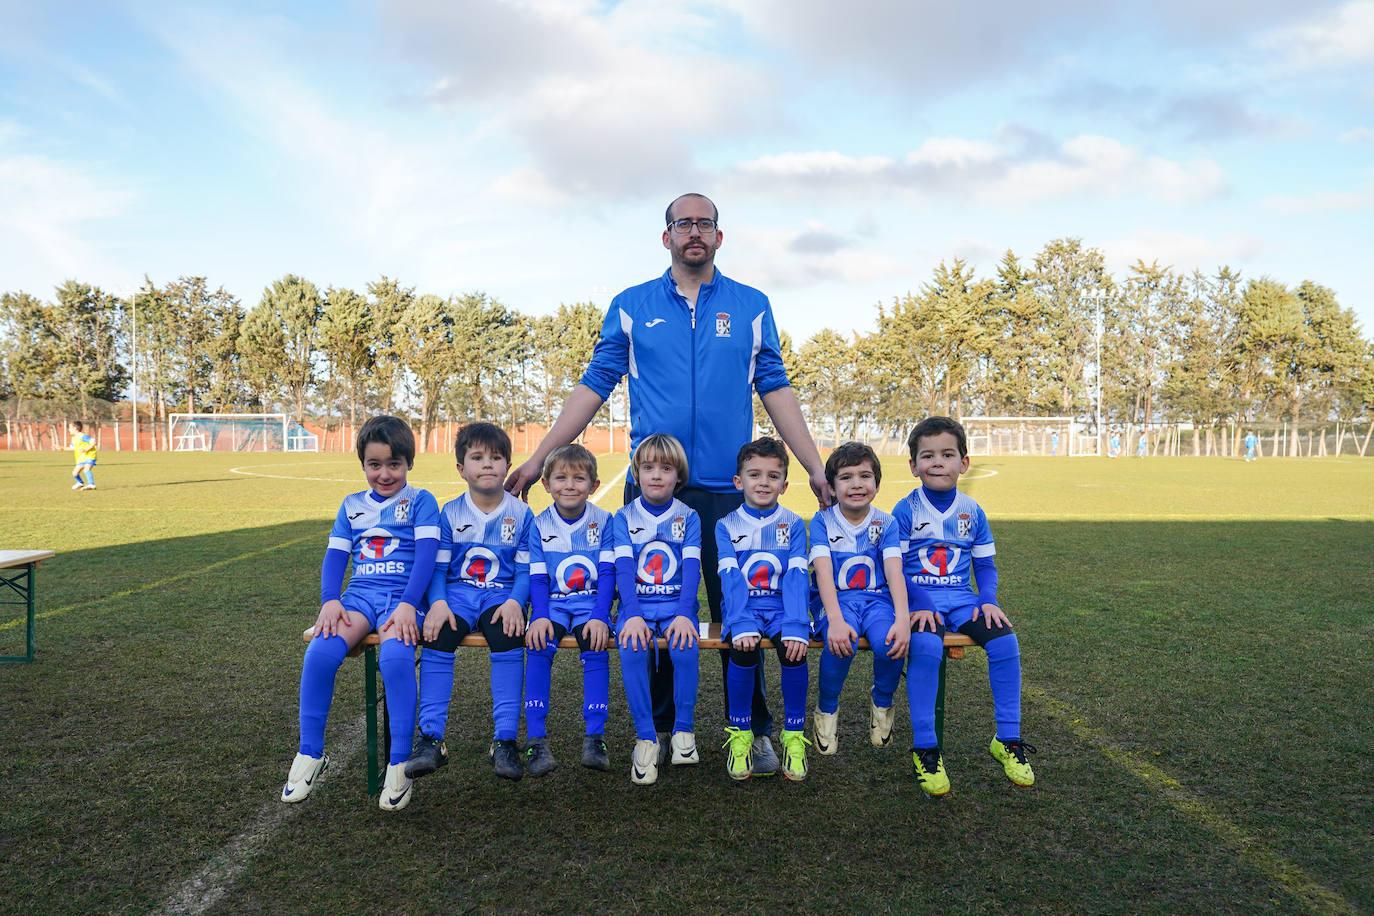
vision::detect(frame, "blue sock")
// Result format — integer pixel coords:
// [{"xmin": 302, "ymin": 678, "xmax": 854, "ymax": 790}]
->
[
  {"xmin": 864, "ymin": 616, "xmax": 903, "ymax": 708},
  {"xmin": 669, "ymin": 645, "xmax": 698, "ymax": 734},
  {"xmin": 417, "ymin": 647, "xmax": 456, "ymax": 739},
  {"xmin": 490, "ymin": 647, "xmax": 525, "ymax": 741},
  {"xmin": 780, "ymin": 661, "xmax": 808, "ymax": 732},
  {"xmin": 378, "ymin": 638, "xmax": 417, "ymax": 765},
  {"xmin": 906, "ymin": 630, "xmax": 944, "ymax": 747},
  {"xmin": 817, "ymin": 644, "xmax": 853, "ymax": 714},
  {"xmin": 581, "ymin": 650, "xmax": 609, "ymax": 735},
  {"xmin": 726, "ymin": 659, "xmax": 755, "ymax": 730},
  {"xmin": 81, "ymin": 468, "xmax": 94, "ymax": 486},
  {"xmin": 525, "ymin": 644, "xmax": 556, "ymax": 739},
  {"xmin": 619, "ymin": 644, "xmax": 656, "ymax": 740},
  {"xmin": 985, "ymin": 633, "xmax": 1022, "ymax": 742},
  {"xmin": 297, "ymin": 635, "xmax": 348, "ymax": 757}
]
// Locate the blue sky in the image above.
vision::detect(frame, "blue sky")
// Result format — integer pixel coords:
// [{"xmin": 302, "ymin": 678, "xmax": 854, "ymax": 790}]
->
[{"xmin": 2, "ymin": 0, "xmax": 1372, "ymax": 341}]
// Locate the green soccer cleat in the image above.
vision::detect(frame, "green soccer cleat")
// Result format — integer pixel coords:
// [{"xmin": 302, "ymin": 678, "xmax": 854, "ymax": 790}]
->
[
  {"xmin": 812, "ymin": 708, "xmax": 839, "ymax": 756},
  {"xmin": 989, "ymin": 737, "xmax": 1037, "ymax": 787},
  {"xmin": 780, "ymin": 729, "xmax": 811, "ymax": 781},
  {"xmin": 723, "ymin": 726, "xmax": 753, "ymax": 781},
  {"xmin": 912, "ymin": 746, "xmax": 950, "ymax": 796}
]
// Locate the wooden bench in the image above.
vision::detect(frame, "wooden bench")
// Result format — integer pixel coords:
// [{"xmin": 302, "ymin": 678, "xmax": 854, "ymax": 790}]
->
[
  {"xmin": 301, "ymin": 622, "xmax": 976, "ymax": 795},
  {"xmin": 0, "ymin": 549, "xmax": 56, "ymax": 664}
]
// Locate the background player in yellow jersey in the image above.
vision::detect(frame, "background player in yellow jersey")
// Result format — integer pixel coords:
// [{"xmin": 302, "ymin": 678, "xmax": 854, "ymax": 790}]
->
[{"xmin": 69, "ymin": 421, "xmax": 97, "ymax": 490}]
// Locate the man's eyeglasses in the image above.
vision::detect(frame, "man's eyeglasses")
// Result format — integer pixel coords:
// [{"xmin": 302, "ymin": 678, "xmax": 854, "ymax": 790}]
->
[{"xmin": 667, "ymin": 218, "xmax": 718, "ymax": 235}]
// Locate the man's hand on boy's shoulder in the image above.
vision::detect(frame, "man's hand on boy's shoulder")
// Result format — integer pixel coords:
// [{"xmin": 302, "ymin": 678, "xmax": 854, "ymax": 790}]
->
[{"xmin": 973, "ymin": 603, "xmax": 1011, "ymax": 629}]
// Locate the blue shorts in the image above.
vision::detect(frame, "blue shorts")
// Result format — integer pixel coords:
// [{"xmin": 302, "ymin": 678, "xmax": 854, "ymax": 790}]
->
[
  {"xmin": 813, "ymin": 593, "xmax": 896, "ymax": 638},
  {"xmin": 341, "ymin": 588, "xmax": 401, "ymax": 631},
  {"xmin": 437, "ymin": 586, "xmax": 516, "ymax": 628},
  {"xmin": 936, "ymin": 599, "xmax": 981, "ymax": 631},
  {"xmin": 724, "ymin": 604, "xmax": 787, "ymax": 642},
  {"xmin": 545, "ymin": 604, "xmax": 596, "ymax": 633}
]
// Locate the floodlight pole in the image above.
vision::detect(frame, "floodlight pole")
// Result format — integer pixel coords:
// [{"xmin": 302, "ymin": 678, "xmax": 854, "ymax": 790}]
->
[
  {"xmin": 1086, "ymin": 289, "xmax": 1105, "ymax": 456},
  {"xmin": 130, "ymin": 289, "xmax": 138, "ymax": 452}
]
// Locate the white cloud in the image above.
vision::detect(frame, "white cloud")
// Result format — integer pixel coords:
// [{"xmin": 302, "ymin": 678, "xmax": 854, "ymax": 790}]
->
[
  {"xmin": 1263, "ymin": 185, "xmax": 1374, "ymax": 212},
  {"xmin": 1098, "ymin": 230, "xmax": 1267, "ymax": 276},
  {"xmin": 1339, "ymin": 126, "xmax": 1374, "ymax": 143},
  {"xmin": 1262, "ymin": 0, "xmax": 1374, "ymax": 68}
]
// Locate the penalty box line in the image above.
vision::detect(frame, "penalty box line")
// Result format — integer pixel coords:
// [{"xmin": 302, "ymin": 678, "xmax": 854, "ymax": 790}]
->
[
  {"xmin": 1025, "ymin": 684, "xmax": 1357, "ymax": 916},
  {"xmin": 0, "ymin": 534, "xmax": 317, "ymax": 632}
]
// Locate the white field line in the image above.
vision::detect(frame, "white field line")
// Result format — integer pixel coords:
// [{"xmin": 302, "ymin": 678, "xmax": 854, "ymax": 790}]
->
[{"xmin": 156, "ymin": 712, "xmax": 368, "ymax": 915}]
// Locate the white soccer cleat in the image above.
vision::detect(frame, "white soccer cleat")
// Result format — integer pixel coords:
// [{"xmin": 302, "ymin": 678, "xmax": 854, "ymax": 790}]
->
[
  {"xmin": 81, "ymin": 484, "xmax": 96, "ymax": 490},
  {"xmin": 813, "ymin": 708, "xmax": 839, "ymax": 756},
  {"xmin": 670, "ymin": 731, "xmax": 699, "ymax": 765},
  {"xmin": 631, "ymin": 738, "xmax": 660, "ymax": 785},
  {"xmin": 72, "ymin": 482, "xmax": 83, "ymax": 489},
  {"xmin": 870, "ymin": 701, "xmax": 895, "ymax": 748},
  {"xmin": 379, "ymin": 762, "xmax": 413, "ymax": 811},
  {"xmin": 281, "ymin": 752, "xmax": 328, "ymax": 803}
]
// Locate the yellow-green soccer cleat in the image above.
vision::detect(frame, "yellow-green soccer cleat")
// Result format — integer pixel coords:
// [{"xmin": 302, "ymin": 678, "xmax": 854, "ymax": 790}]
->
[
  {"xmin": 912, "ymin": 746, "xmax": 950, "ymax": 796},
  {"xmin": 989, "ymin": 737, "xmax": 1037, "ymax": 787},
  {"xmin": 812, "ymin": 708, "xmax": 839, "ymax": 756},
  {"xmin": 780, "ymin": 729, "xmax": 811, "ymax": 781},
  {"xmin": 723, "ymin": 726, "xmax": 753, "ymax": 781}
]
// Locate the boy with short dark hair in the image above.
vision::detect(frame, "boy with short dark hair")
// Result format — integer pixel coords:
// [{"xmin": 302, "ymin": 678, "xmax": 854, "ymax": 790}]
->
[
  {"xmin": 809, "ymin": 441, "xmax": 911, "ymax": 757},
  {"xmin": 894, "ymin": 416, "xmax": 1035, "ymax": 795},
  {"xmin": 717, "ymin": 437, "xmax": 811, "ymax": 780},
  {"xmin": 409, "ymin": 422, "xmax": 534, "ymax": 781},
  {"xmin": 283, "ymin": 415, "xmax": 439, "ymax": 811},
  {"xmin": 523, "ymin": 444, "xmax": 616, "ymax": 775}
]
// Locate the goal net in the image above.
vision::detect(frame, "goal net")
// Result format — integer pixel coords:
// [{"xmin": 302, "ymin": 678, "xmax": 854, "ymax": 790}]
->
[
  {"xmin": 960, "ymin": 416, "xmax": 1094, "ymax": 457},
  {"xmin": 167, "ymin": 414, "xmax": 318, "ymax": 452}
]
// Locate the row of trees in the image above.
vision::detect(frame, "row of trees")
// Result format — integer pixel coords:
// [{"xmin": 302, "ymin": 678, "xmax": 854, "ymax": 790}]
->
[{"xmin": 2, "ymin": 237, "xmax": 1371, "ymax": 452}]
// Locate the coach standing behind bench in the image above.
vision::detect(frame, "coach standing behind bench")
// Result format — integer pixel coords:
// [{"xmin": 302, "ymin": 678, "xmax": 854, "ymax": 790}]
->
[{"xmin": 507, "ymin": 192, "xmax": 833, "ymax": 773}]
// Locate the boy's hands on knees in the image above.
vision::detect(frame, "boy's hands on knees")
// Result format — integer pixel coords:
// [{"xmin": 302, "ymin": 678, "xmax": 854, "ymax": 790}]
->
[
  {"xmin": 783, "ymin": 638, "xmax": 808, "ymax": 664},
  {"xmin": 618, "ymin": 616, "xmax": 651, "ymax": 651},
  {"xmin": 491, "ymin": 599, "xmax": 526, "ymax": 638},
  {"xmin": 974, "ymin": 602, "xmax": 1010, "ymax": 629},
  {"xmin": 666, "ymin": 615, "xmax": 698, "ymax": 650},
  {"xmin": 884, "ymin": 616, "xmax": 911, "ymax": 659},
  {"xmin": 526, "ymin": 617, "xmax": 554, "ymax": 651},
  {"xmin": 314, "ymin": 599, "xmax": 349, "ymax": 638},
  {"xmin": 827, "ymin": 618, "xmax": 858, "ymax": 658},
  {"xmin": 380, "ymin": 601, "xmax": 420, "ymax": 646},
  {"xmin": 909, "ymin": 609, "xmax": 940, "ymax": 633},
  {"xmin": 423, "ymin": 600, "xmax": 457, "ymax": 643},
  {"xmin": 732, "ymin": 634, "xmax": 759, "ymax": 652},
  {"xmin": 584, "ymin": 618, "xmax": 610, "ymax": 652}
]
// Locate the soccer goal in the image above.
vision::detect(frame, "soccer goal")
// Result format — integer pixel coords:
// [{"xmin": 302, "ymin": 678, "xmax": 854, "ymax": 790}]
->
[
  {"xmin": 168, "ymin": 414, "xmax": 318, "ymax": 452},
  {"xmin": 961, "ymin": 416, "xmax": 1090, "ymax": 457}
]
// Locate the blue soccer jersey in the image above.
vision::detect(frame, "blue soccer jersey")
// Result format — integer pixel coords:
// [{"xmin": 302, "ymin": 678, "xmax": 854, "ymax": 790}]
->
[
  {"xmin": 429, "ymin": 491, "xmax": 533, "ymax": 620},
  {"xmin": 327, "ymin": 485, "xmax": 441, "ymax": 602},
  {"xmin": 529, "ymin": 503, "xmax": 616, "ymax": 624},
  {"xmin": 612, "ymin": 497, "xmax": 701, "ymax": 621},
  {"xmin": 716, "ymin": 504, "xmax": 810, "ymax": 643},
  {"xmin": 808, "ymin": 505, "xmax": 902, "ymax": 604},
  {"xmin": 892, "ymin": 487, "xmax": 995, "ymax": 623}
]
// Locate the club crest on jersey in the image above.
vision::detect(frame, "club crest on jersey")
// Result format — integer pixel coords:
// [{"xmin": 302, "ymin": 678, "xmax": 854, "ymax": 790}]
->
[
  {"xmin": 715, "ymin": 312, "xmax": 731, "ymax": 338},
  {"xmin": 671, "ymin": 516, "xmax": 686, "ymax": 541},
  {"xmin": 775, "ymin": 521, "xmax": 790, "ymax": 547},
  {"xmin": 957, "ymin": 512, "xmax": 971, "ymax": 538},
  {"xmin": 585, "ymin": 521, "xmax": 600, "ymax": 547},
  {"xmin": 393, "ymin": 498, "xmax": 410, "ymax": 524},
  {"xmin": 501, "ymin": 516, "xmax": 517, "ymax": 544},
  {"xmin": 868, "ymin": 519, "xmax": 883, "ymax": 544}
]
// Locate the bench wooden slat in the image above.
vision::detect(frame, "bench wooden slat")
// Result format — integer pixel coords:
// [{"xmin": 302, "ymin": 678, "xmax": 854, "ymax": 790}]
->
[{"xmin": 303, "ymin": 623, "xmax": 974, "ymax": 656}]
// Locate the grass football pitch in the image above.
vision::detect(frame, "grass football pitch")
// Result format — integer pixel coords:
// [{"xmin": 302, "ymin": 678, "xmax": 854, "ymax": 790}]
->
[{"xmin": 0, "ymin": 450, "xmax": 1371, "ymax": 915}]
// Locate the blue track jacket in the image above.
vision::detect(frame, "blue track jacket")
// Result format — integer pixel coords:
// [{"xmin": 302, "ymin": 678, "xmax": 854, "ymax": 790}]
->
[{"xmin": 579, "ymin": 268, "xmax": 791, "ymax": 493}]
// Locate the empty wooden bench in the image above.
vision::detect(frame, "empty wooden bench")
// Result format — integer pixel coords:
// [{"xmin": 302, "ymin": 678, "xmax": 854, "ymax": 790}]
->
[{"xmin": 300, "ymin": 622, "xmax": 976, "ymax": 795}]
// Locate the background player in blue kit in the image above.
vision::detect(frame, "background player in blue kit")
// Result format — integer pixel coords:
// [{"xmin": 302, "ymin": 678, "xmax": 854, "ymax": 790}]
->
[
  {"xmin": 614, "ymin": 433, "xmax": 701, "ymax": 786},
  {"xmin": 809, "ymin": 442, "xmax": 911, "ymax": 758},
  {"xmin": 1245, "ymin": 431, "xmax": 1258, "ymax": 461},
  {"xmin": 894, "ymin": 416, "xmax": 1036, "ymax": 794},
  {"xmin": 282, "ymin": 415, "xmax": 439, "ymax": 811},
  {"xmin": 717, "ymin": 438, "xmax": 812, "ymax": 781},
  {"xmin": 409, "ymin": 423, "xmax": 534, "ymax": 781},
  {"xmin": 524, "ymin": 444, "xmax": 616, "ymax": 775}
]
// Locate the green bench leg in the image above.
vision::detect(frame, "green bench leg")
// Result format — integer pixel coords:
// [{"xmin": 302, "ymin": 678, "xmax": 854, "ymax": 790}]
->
[
  {"xmin": 364, "ymin": 645, "xmax": 380, "ymax": 796},
  {"xmin": 0, "ymin": 563, "xmax": 37, "ymax": 665}
]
